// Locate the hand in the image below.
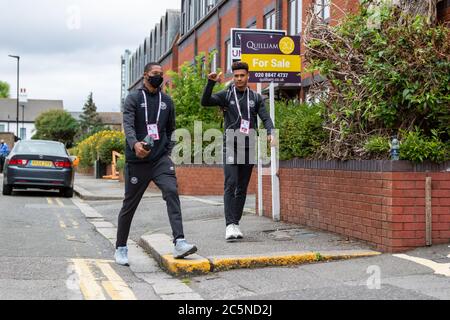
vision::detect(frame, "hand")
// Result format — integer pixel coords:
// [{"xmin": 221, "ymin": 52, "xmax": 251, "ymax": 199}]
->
[
  {"xmin": 134, "ymin": 142, "xmax": 150, "ymax": 159},
  {"xmin": 208, "ymin": 72, "xmax": 222, "ymax": 82},
  {"xmin": 268, "ymin": 135, "xmax": 277, "ymax": 147}
]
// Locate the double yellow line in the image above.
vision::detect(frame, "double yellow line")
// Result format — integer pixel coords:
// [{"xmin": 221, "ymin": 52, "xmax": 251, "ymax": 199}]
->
[
  {"xmin": 47, "ymin": 197, "xmax": 65, "ymax": 207},
  {"xmin": 71, "ymin": 259, "xmax": 137, "ymax": 300}
]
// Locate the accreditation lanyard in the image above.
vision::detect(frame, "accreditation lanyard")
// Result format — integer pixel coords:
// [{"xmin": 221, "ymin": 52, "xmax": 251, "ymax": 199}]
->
[
  {"xmin": 142, "ymin": 90, "xmax": 162, "ymax": 140},
  {"xmin": 233, "ymin": 86, "xmax": 251, "ymax": 134}
]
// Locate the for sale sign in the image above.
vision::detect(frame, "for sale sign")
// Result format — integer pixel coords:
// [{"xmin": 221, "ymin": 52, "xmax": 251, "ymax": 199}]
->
[
  {"xmin": 240, "ymin": 34, "xmax": 301, "ymax": 83},
  {"xmin": 229, "ymin": 28, "xmax": 286, "ymax": 67}
]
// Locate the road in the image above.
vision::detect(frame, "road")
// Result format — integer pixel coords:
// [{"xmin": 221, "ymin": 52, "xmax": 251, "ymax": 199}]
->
[
  {"xmin": 1, "ymin": 174, "xmax": 450, "ymax": 300},
  {"xmin": 0, "ymin": 179, "xmax": 160, "ymax": 300}
]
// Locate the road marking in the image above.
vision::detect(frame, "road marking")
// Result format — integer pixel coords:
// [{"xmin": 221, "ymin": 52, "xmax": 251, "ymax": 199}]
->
[
  {"xmin": 393, "ymin": 254, "xmax": 450, "ymax": 277},
  {"xmin": 95, "ymin": 261, "xmax": 137, "ymax": 300},
  {"xmin": 57, "ymin": 214, "xmax": 67, "ymax": 229},
  {"xmin": 69, "ymin": 259, "xmax": 136, "ymax": 300},
  {"xmin": 71, "ymin": 259, "xmax": 106, "ymax": 300},
  {"xmin": 55, "ymin": 198, "xmax": 65, "ymax": 207},
  {"xmin": 70, "ymin": 218, "xmax": 79, "ymax": 229},
  {"xmin": 47, "ymin": 198, "xmax": 54, "ymax": 205}
]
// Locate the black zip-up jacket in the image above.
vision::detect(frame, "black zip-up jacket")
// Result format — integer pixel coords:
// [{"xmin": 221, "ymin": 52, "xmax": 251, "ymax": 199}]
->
[
  {"xmin": 201, "ymin": 80, "xmax": 275, "ymax": 140},
  {"xmin": 123, "ymin": 87, "xmax": 175, "ymax": 163}
]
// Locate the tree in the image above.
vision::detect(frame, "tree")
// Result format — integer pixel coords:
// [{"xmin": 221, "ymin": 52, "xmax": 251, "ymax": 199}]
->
[
  {"xmin": 79, "ymin": 92, "xmax": 103, "ymax": 135},
  {"xmin": 167, "ymin": 51, "xmax": 224, "ymax": 130},
  {"xmin": 0, "ymin": 81, "xmax": 10, "ymax": 98},
  {"xmin": 33, "ymin": 109, "xmax": 80, "ymax": 148}
]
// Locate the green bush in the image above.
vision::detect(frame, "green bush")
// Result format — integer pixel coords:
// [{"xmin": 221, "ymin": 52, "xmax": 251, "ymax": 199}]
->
[
  {"xmin": 364, "ymin": 136, "xmax": 390, "ymax": 159},
  {"xmin": 168, "ymin": 51, "xmax": 224, "ymax": 130},
  {"xmin": 97, "ymin": 134, "xmax": 125, "ymax": 163},
  {"xmin": 276, "ymin": 101, "xmax": 326, "ymax": 160},
  {"xmin": 116, "ymin": 156, "xmax": 125, "ymax": 172},
  {"xmin": 399, "ymin": 128, "xmax": 449, "ymax": 163},
  {"xmin": 74, "ymin": 130, "xmax": 125, "ymax": 168},
  {"xmin": 33, "ymin": 109, "xmax": 79, "ymax": 148},
  {"xmin": 305, "ymin": 2, "xmax": 450, "ymax": 162}
]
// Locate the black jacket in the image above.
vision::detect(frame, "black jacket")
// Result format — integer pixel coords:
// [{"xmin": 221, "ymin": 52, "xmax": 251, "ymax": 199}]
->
[
  {"xmin": 122, "ymin": 87, "xmax": 175, "ymax": 163},
  {"xmin": 201, "ymin": 80, "xmax": 275, "ymax": 136}
]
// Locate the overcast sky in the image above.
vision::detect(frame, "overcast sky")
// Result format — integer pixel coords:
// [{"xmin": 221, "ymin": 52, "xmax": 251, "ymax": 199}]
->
[{"xmin": 0, "ymin": 0, "xmax": 181, "ymax": 112}]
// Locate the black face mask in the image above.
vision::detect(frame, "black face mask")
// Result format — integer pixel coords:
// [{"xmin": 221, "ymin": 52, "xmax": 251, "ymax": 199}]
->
[{"xmin": 147, "ymin": 75, "xmax": 164, "ymax": 88}]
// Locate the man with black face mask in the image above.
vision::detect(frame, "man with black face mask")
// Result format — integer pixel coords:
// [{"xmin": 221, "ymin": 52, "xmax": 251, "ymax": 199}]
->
[{"xmin": 115, "ymin": 62, "xmax": 197, "ymax": 266}]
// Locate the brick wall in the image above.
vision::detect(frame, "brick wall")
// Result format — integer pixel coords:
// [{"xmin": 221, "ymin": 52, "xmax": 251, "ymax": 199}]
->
[
  {"xmin": 258, "ymin": 160, "xmax": 450, "ymax": 253},
  {"xmin": 174, "ymin": 165, "xmax": 257, "ymax": 196}
]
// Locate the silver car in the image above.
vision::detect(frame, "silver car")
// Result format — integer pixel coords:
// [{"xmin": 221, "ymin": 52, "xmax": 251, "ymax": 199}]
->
[{"xmin": 2, "ymin": 140, "xmax": 75, "ymax": 197}]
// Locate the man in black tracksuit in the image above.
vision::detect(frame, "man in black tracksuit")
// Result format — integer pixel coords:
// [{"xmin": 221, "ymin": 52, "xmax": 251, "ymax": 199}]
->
[
  {"xmin": 201, "ymin": 61, "xmax": 275, "ymax": 241},
  {"xmin": 115, "ymin": 62, "xmax": 197, "ymax": 266}
]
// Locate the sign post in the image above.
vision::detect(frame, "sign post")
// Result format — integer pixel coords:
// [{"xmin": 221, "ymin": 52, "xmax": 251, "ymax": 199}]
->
[{"xmin": 241, "ymin": 34, "xmax": 301, "ymax": 222}]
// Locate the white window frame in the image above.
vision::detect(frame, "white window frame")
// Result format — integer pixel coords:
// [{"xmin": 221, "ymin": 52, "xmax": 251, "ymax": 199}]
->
[
  {"xmin": 225, "ymin": 39, "xmax": 231, "ymax": 73},
  {"xmin": 289, "ymin": 0, "xmax": 302, "ymax": 35},
  {"xmin": 314, "ymin": 0, "xmax": 330, "ymax": 22},
  {"xmin": 0, "ymin": 124, "xmax": 5, "ymax": 132},
  {"xmin": 189, "ymin": 0, "xmax": 195, "ymax": 28},
  {"xmin": 264, "ymin": 10, "xmax": 277, "ymax": 30}
]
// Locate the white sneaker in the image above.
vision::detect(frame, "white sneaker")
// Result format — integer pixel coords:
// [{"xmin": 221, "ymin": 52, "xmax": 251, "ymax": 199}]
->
[
  {"xmin": 233, "ymin": 224, "xmax": 243, "ymax": 239},
  {"xmin": 226, "ymin": 225, "xmax": 237, "ymax": 241},
  {"xmin": 115, "ymin": 246, "xmax": 129, "ymax": 266}
]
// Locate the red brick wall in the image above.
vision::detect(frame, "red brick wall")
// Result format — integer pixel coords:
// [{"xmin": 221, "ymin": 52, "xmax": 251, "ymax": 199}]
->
[
  {"xmin": 258, "ymin": 166, "xmax": 450, "ymax": 253},
  {"xmin": 174, "ymin": 165, "xmax": 257, "ymax": 196},
  {"xmin": 177, "ymin": 40, "xmax": 195, "ymax": 69},
  {"xmin": 197, "ymin": 24, "xmax": 218, "ymax": 55}
]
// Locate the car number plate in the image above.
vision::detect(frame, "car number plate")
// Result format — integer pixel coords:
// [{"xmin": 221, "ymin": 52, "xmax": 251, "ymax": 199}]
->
[{"xmin": 30, "ymin": 160, "xmax": 53, "ymax": 167}]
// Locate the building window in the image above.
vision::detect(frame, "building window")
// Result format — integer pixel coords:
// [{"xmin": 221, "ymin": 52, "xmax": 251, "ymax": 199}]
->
[
  {"xmin": 165, "ymin": 17, "xmax": 169, "ymax": 54},
  {"xmin": 160, "ymin": 23, "xmax": 164, "ymax": 55},
  {"xmin": 225, "ymin": 40, "xmax": 231, "ymax": 73},
  {"xmin": 20, "ymin": 127, "xmax": 26, "ymax": 140},
  {"xmin": 210, "ymin": 50, "xmax": 218, "ymax": 73},
  {"xmin": 289, "ymin": 0, "xmax": 302, "ymax": 35},
  {"xmin": 264, "ymin": 10, "xmax": 276, "ymax": 30},
  {"xmin": 207, "ymin": 0, "xmax": 215, "ymax": 12},
  {"xmin": 182, "ymin": 12, "xmax": 186, "ymax": 34},
  {"xmin": 0, "ymin": 124, "xmax": 5, "ymax": 132},
  {"xmin": 189, "ymin": 0, "xmax": 195, "ymax": 29},
  {"xmin": 314, "ymin": 0, "xmax": 330, "ymax": 22}
]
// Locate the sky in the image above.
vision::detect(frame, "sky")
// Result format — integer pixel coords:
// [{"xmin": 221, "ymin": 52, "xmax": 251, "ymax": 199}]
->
[{"xmin": 0, "ymin": 0, "xmax": 181, "ymax": 112}]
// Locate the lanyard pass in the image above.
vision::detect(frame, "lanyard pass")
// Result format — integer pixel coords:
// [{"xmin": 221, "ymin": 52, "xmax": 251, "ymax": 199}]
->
[
  {"xmin": 234, "ymin": 87, "xmax": 251, "ymax": 135},
  {"xmin": 142, "ymin": 90, "xmax": 162, "ymax": 141}
]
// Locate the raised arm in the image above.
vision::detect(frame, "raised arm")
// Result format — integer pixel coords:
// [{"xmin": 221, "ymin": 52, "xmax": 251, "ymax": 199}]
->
[{"xmin": 201, "ymin": 72, "xmax": 226, "ymax": 107}]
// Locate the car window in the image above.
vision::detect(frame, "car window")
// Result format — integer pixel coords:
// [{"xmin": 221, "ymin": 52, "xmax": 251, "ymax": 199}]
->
[{"xmin": 15, "ymin": 142, "xmax": 68, "ymax": 156}]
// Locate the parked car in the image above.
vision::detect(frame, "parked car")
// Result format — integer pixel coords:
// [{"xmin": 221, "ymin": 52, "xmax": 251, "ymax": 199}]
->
[{"xmin": 2, "ymin": 140, "xmax": 76, "ymax": 197}]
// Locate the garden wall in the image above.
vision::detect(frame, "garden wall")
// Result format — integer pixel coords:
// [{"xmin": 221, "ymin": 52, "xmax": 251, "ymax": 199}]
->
[{"xmin": 258, "ymin": 160, "xmax": 450, "ymax": 253}]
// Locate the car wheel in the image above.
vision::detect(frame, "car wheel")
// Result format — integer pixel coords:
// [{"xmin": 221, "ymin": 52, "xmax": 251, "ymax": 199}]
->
[
  {"xmin": 2, "ymin": 183, "xmax": 12, "ymax": 196},
  {"xmin": 61, "ymin": 187, "xmax": 74, "ymax": 198}
]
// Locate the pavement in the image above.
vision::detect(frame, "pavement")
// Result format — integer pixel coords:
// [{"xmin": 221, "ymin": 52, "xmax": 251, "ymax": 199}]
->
[{"xmin": 74, "ymin": 174, "xmax": 381, "ymax": 277}]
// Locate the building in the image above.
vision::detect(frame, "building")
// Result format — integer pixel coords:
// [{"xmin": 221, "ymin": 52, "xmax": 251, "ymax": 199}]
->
[
  {"xmin": 69, "ymin": 112, "xmax": 123, "ymax": 131},
  {"xmin": 0, "ymin": 98, "xmax": 64, "ymax": 140},
  {"xmin": 120, "ymin": 49, "xmax": 131, "ymax": 111},
  {"xmin": 122, "ymin": 8, "xmax": 181, "ymax": 109},
  {"xmin": 121, "ymin": 0, "xmax": 450, "ymax": 106}
]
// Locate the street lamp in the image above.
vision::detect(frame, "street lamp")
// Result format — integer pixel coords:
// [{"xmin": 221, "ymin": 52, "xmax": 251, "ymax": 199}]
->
[{"xmin": 8, "ymin": 55, "xmax": 20, "ymax": 137}]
